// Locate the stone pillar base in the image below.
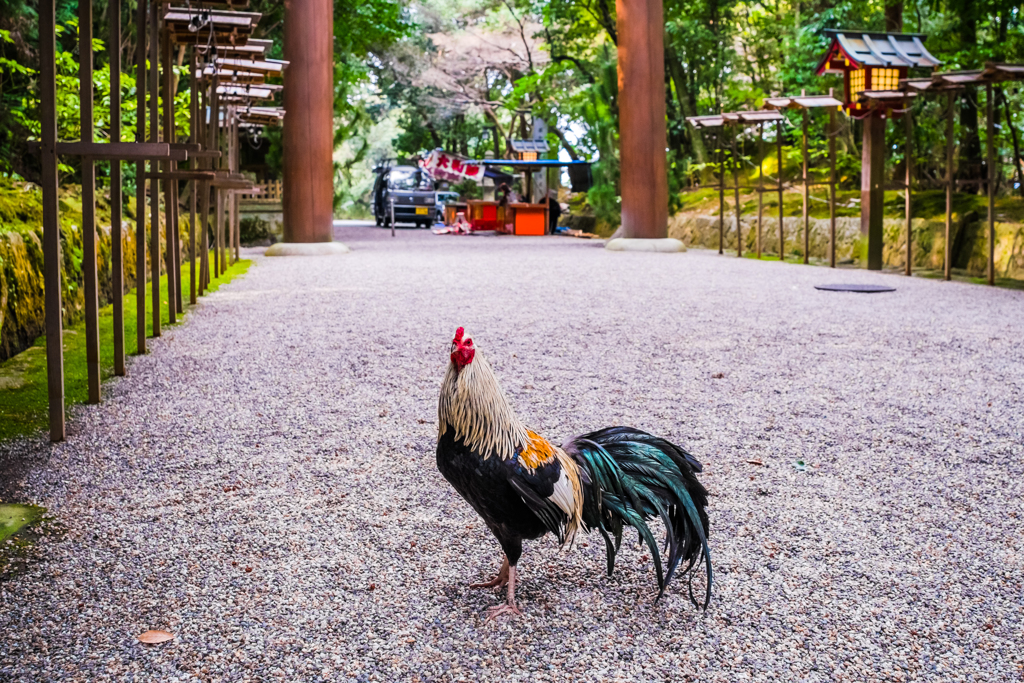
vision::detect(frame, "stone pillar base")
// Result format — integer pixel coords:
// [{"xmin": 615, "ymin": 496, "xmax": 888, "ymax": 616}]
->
[
  {"xmin": 605, "ymin": 238, "xmax": 686, "ymax": 253},
  {"xmin": 265, "ymin": 242, "xmax": 350, "ymax": 256}
]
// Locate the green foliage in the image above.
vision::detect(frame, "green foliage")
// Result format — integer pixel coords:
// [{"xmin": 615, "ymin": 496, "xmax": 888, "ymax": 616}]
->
[
  {"xmin": 579, "ymin": 46, "xmax": 620, "ymax": 227},
  {"xmin": 330, "ymin": 0, "xmax": 412, "ymax": 212},
  {"xmin": 1, "ymin": 17, "xmax": 192, "ymax": 186},
  {"xmin": 5, "ymin": 0, "xmax": 1024, "ymax": 229},
  {"xmin": 239, "ymin": 215, "xmax": 274, "ymax": 245}
]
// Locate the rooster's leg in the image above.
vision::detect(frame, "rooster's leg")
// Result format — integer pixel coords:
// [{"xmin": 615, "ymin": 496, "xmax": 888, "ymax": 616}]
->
[
  {"xmin": 484, "ymin": 565, "xmax": 522, "ymax": 619},
  {"xmin": 470, "ymin": 556, "xmax": 509, "ymax": 589}
]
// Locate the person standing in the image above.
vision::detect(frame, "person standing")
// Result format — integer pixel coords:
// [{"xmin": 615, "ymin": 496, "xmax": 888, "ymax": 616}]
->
[{"xmin": 547, "ymin": 189, "xmax": 562, "ymax": 234}]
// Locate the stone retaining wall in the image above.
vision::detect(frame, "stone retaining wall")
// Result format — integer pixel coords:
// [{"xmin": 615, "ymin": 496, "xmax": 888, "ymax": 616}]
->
[
  {"xmin": 0, "ymin": 181, "xmax": 178, "ymax": 363},
  {"xmin": 669, "ymin": 211, "xmax": 1024, "ymax": 278}
]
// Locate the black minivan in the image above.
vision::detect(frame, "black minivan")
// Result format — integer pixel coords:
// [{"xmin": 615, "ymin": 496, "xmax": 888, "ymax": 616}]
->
[{"xmin": 371, "ymin": 165, "xmax": 437, "ymax": 228}]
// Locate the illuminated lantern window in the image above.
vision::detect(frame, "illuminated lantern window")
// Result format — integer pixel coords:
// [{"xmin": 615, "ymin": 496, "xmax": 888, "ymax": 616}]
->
[
  {"xmin": 521, "ymin": 151, "xmax": 538, "ymax": 162},
  {"xmin": 850, "ymin": 69, "xmax": 866, "ymax": 97},
  {"xmin": 872, "ymin": 68, "xmax": 899, "ymax": 91}
]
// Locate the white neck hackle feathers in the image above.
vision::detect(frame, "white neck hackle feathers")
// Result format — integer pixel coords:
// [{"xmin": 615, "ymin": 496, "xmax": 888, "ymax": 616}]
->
[
  {"xmin": 438, "ymin": 347, "xmax": 585, "ymax": 545},
  {"xmin": 438, "ymin": 351, "xmax": 529, "ymax": 462}
]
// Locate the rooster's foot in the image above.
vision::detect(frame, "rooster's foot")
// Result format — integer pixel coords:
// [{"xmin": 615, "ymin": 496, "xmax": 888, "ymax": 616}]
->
[
  {"xmin": 484, "ymin": 601, "xmax": 522, "ymax": 620},
  {"xmin": 470, "ymin": 556, "xmax": 509, "ymax": 589},
  {"xmin": 483, "ymin": 565, "xmax": 521, "ymax": 620}
]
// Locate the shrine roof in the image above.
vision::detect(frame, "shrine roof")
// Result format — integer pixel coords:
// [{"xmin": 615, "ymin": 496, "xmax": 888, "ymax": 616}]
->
[
  {"xmin": 816, "ymin": 30, "xmax": 940, "ymax": 75},
  {"xmin": 896, "ymin": 63, "xmax": 1024, "ymax": 93},
  {"xmin": 764, "ymin": 94, "xmax": 843, "ymax": 110},
  {"xmin": 686, "ymin": 115, "xmax": 725, "ymax": 128},
  {"xmin": 687, "ymin": 110, "xmax": 786, "ymax": 128}
]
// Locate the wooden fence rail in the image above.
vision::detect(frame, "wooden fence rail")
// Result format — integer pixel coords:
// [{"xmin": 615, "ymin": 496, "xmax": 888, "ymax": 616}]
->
[{"xmin": 33, "ymin": 0, "xmax": 279, "ymax": 441}]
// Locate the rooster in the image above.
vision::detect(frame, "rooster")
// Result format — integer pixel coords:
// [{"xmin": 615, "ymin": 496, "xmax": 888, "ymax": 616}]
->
[{"xmin": 436, "ymin": 327, "xmax": 712, "ymax": 618}]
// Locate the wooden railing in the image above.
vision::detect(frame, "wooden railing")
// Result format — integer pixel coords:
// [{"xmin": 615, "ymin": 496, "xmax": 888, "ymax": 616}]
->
[
  {"xmin": 33, "ymin": 0, "xmax": 277, "ymax": 442},
  {"xmin": 246, "ymin": 179, "xmax": 283, "ymax": 202}
]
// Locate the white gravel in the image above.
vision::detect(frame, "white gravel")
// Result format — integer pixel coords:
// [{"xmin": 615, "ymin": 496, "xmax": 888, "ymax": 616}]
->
[{"xmin": 1, "ymin": 221, "xmax": 1022, "ymax": 682}]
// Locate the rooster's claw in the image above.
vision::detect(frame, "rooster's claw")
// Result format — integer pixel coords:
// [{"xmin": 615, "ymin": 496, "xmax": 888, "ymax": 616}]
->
[{"xmin": 484, "ymin": 602, "xmax": 522, "ymax": 620}]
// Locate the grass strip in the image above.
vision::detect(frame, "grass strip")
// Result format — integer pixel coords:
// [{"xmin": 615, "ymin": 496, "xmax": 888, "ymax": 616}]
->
[{"xmin": 0, "ymin": 257, "xmax": 252, "ymax": 442}]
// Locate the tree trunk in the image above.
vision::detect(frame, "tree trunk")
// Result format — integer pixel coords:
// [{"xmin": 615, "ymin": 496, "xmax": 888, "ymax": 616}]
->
[
  {"xmin": 482, "ymin": 108, "xmax": 508, "ymax": 156},
  {"xmin": 958, "ymin": 12, "xmax": 982, "ymax": 192},
  {"xmin": 666, "ymin": 71, "xmax": 681, "ymax": 150},
  {"xmin": 456, "ymin": 114, "xmax": 468, "ymax": 156},
  {"xmin": 884, "ymin": 0, "xmax": 903, "ymax": 32},
  {"xmin": 665, "ymin": 47, "xmax": 706, "ymax": 163},
  {"xmin": 553, "ymin": 127, "xmax": 580, "ymax": 160},
  {"xmin": 1001, "ymin": 90, "xmax": 1024, "ymax": 199}
]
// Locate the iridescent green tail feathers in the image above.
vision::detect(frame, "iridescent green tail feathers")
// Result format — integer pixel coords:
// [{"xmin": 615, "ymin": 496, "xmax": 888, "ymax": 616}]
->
[{"xmin": 563, "ymin": 426, "xmax": 713, "ymax": 609}]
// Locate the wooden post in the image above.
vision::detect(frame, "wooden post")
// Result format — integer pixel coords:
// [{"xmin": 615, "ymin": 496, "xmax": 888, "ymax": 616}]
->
[
  {"xmin": 109, "ymin": 0, "xmax": 125, "ymax": 375},
  {"xmin": 717, "ymin": 129, "xmax": 724, "ymax": 254},
  {"xmin": 40, "ymin": 0, "xmax": 65, "ymax": 441},
  {"xmin": 802, "ymin": 103, "xmax": 810, "ymax": 264},
  {"xmin": 731, "ymin": 123, "xmax": 742, "ymax": 256},
  {"xmin": 189, "ymin": 48, "xmax": 198, "ymax": 305},
  {"xmin": 200, "ymin": 179, "xmax": 210, "ymax": 292},
  {"xmin": 226, "ymin": 107, "xmax": 233, "ymax": 263},
  {"xmin": 135, "ymin": 0, "xmax": 147, "ymax": 353},
  {"xmin": 234, "ymin": 193, "xmax": 240, "ymax": 262},
  {"xmin": 80, "ymin": 0, "xmax": 101, "ymax": 404},
  {"xmin": 161, "ymin": 23, "xmax": 176, "ymax": 325},
  {"xmin": 828, "ymin": 94, "xmax": 837, "ymax": 268},
  {"xmin": 904, "ymin": 96, "xmax": 913, "ymax": 276},
  {"xmin": 777, "ymin": 119, "xmax": 784, "ymax": 260},
  {"xmin": 987, "ymin": 83, "xmax": 995, "ymax": 286},
  {"xmin": 189, "ymin": 183, "xmax": 197, "ymax": 302},
  {"xmin": 199, "ymin": 76, "xmax": 210, "ymax": 295},
  {"xmin": 230, "ymin": 111, "xmax": 240, "ymax": 263},
  {"xmin": 862, "ymin": 113, "xmax": 886, "ymax": 271},
  {"xmin": 756, "ymin": 122, "xmax": 763, "ymax": 259},
  {"xmin": 172, "ymin": 174, "xmax": 182, "ymax": 311},
  {"xmin": 283, "ymin": 0, "xmax": 336, "ymax": 242},
  {"xmin": 216, "ymin": 185, "xmax": 225, "ymax": 277},
  {"xmin": 149, "ymin": 3, "xmax": 161, "ymax": 336},
  {"xmin": 945, "ymin": 91, "xmax": 955, "ymax": 281},
  {"xmin": 235, "ymin": 114, "xmax": 241, "ymax": 262},
  {"xmin": 212, "ymin": 78, "xmax": 222, "ymax": 277}
]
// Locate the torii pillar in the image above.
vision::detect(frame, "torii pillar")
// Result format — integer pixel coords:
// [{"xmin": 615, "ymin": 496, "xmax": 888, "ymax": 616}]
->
[
  {"xmin": 606, "ymin": 0, "xmax": 684, "ymax": 252},
  {"xmin": 273, "ymin": 0, "xmax": 349, "ymax": 254}
]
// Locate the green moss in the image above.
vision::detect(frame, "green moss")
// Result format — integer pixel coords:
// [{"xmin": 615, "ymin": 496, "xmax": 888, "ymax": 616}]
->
[
  {"xmin": 0, "ymin": 258, "xmax": 251, "ymax": 443},
  {"xmin": 0, "ymin": 504, "xmax": 45, "ymax": 542},
  {"xmin": 0, "ymin": 504, "xmax": 64, "ymax": 580},
  {"xmin": 1, "ymin": 179, "xmax": 191, "ymax": 361}
]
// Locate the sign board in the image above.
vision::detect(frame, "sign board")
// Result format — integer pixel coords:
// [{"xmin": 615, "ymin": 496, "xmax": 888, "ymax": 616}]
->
[
  {"xmin": 532, "ymin": 118, "xmax": 548, "ymax": 141},
  {"xmin": 422, "ymin": 150, "xmax": 485, "ymax": 183}
]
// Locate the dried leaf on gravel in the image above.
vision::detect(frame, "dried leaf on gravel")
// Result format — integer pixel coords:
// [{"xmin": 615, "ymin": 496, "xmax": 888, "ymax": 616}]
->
[
  {"xmin": 746, "ymin": 459, "xmax": 764, "ymax": 466},
  {"xmin": 138, "ymin": 630, "xmax": 174, "ymax": 644}
]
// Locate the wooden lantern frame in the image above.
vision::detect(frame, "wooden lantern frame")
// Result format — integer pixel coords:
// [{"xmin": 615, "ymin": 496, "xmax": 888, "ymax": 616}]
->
[{"xmin": 815, "ymin": 30, "xmax": 940, "ymax": 114}]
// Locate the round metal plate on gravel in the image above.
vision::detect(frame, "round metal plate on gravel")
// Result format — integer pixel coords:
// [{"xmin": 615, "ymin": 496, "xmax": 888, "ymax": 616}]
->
[{"xmin": 814, "ymin": 283, "xmax": 896, "ymax": 293}]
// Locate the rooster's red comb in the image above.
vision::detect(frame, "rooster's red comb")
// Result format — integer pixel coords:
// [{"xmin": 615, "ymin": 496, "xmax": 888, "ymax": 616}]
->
[{"xmin": 453, "ymin": 327, "xmax": 465, "ymax": 343}]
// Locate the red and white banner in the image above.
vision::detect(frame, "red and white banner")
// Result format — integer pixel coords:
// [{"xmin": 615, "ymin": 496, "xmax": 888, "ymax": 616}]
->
[{"xmin": 423, "ymin": 150, "xmax": 485, "ymax": 183}]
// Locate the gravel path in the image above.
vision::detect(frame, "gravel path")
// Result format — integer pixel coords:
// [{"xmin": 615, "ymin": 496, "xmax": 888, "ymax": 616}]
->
[{"xmin": 1, "ymin": 222, "xmax": 1022, "ymax": 682}]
